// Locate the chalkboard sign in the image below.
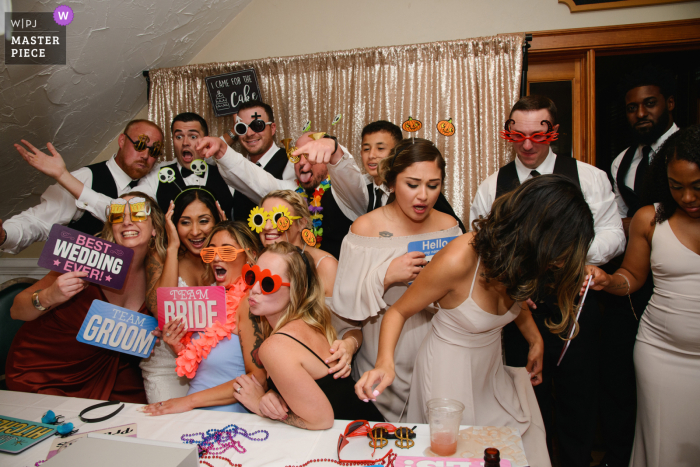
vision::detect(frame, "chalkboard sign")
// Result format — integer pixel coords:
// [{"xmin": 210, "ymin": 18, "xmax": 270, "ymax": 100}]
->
[{"xmin": 205, "ymin": 69, "xmax": 262, "ymax": 117}]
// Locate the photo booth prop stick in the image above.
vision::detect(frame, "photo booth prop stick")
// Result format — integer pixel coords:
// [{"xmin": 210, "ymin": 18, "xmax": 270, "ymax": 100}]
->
[
  {"xmin": 0, "ymin": 415, "xmax": 56, "ymax": 453},
  {"xmin": 157, "ymin": 286, "xmax": 226, "ymax": 331},
  {"xmin": 76, "ymin": 300, "xmax": 157, "ymax": 358},
  {"xmin": 395, "ymin": 456, "xmax": 511, "ymax": 467},
  {"xmin": 38, "ymin": 225, "xmax": 134, "ymax": 290},
  {"xmin": 557, "ymin": 275, "xmax": 591, "ymax": 366},
  {"xmin": 205, "ymin": 68, "xmax": 262, "ymax": 117}
]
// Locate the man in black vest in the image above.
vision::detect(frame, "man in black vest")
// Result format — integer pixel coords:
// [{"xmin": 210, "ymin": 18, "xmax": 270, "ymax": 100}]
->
[
  {"xmin": 469, "ymin": 95, "xmax": 624, "ymax": 467},
  {"xmin": 221, "ymin": 100, "xmax": 295, "ymax": 222},
  {"xmin": 325, "ymin": 120, "xmax": 466, "ymax": 232},
  {"xmin": 133, "ymin": 112, "xmax": 236, "ymax": 218},
  {"xmin": 2, "ymin": 119, "xmax": 164, "ymax": 254},
  {"xmin": 195, "ymin": 132, "xmax": 356, "ymax": 260},
  {"xmin": 598, "ymin": 67, "xmax": 678, "ymax": 467}
]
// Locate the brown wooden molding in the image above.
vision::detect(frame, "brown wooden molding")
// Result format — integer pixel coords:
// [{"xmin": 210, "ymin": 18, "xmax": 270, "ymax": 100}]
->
[
  {"xmin": 559, "ymin": 0, "xmax": 695, "ymax": 12},
  {"xmin": 529, "ymin": 19, "xmax": 700, "ymax": 53}
]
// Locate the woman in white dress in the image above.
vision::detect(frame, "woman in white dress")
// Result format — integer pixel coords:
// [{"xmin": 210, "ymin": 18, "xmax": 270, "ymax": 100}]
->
[
  {"xmin": 140, "ymin": 187, "xmax": 224, "ymax": 402},
  {"xmin": 333, "ymin": 138, "xmax": 465, "ymax": 421},
  {"xmin": 585, "ymin": 125, "xmax": 700, "ymax": 467},
  {"xmin": 357, "ymin": 175, "xmax": 595, "ymax": 466}
]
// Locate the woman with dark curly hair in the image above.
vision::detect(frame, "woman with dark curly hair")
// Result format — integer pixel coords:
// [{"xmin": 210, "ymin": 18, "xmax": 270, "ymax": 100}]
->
[
  {"xmin": 357, "ymin": 175, "xmax": 595, "ymax": 467},
  {"xmin": 586, "ymin": 124, "xmax": 700, "ymax": 466}
]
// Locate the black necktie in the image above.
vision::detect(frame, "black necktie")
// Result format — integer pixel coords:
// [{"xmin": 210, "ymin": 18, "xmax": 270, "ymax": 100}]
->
[
  {"xmin": 634, "ymin": 145, "xmax": 652, "ymax": 194},
  {"xmin": 530, "ymin": 170, "xmax": 541, "ymax": 178},
  {"xmin": 181, "ymin": 167, "xmax": 204, "ymax": 179},
  {"xmin": 128, "ymin": 180, "xmax": 139, "ymax": 189},
  {"xmin": 373, "ymin": 188, "xmax": 383, "ymax": 211}
]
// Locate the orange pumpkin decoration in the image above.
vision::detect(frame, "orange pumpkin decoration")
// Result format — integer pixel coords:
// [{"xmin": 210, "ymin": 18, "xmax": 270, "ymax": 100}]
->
[
  {"xmin": 402, "ymin": 117, "xmax": 422, "ymax": 133},
  {"xmin": 276, "ymin": 216, "xmax": 291, "ymax": 232},
  {"xmin": 301, "ymin": 228, "xmax": 317, "ymax": 247},
  {"xmin": 436, "ymin": 118, "xmax": 455, "ymax": 137}
]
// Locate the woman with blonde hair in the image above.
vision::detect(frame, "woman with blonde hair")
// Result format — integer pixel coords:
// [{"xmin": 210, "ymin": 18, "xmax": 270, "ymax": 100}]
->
[
  {"xmin": 7, "ymin": 193, "xmax": 165, "ymax": 402},
  {"xmin": 142, "ymin": 221, "xmax": 266, "ymax": 414},
  {"xmin": 233, "ymin": 242, "xmax": 383, "ymax": 429},
  {"xmin": 248, "ymin": 189, "xmax": 359, "ymax": 379}
]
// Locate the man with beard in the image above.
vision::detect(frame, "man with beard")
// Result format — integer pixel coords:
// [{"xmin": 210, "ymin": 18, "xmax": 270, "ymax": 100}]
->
[
  {"xmin": 598, "ymin": 67, "xmax": 678, "ymax": 467},
  {"xmin": 195, "ymin": 132, "xmax": 354, "ymax": 260},
  {"xmin": 221, "ymin": 100, "xmax": 295, "ymax": 221},
  {"xmin": 3, "ymin": 119, "xmax": 163, "ymax": 253}
]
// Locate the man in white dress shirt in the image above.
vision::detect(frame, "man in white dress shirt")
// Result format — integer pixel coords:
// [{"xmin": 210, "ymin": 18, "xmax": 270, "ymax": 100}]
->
[
  {"xmin": 2, "ymin": 119, "xmax": 164, "ymax": 254},
  {"xmin": 599, "ymin": 67, "xmax": 678, "ymax": 467},
  {"xmin": 469, "ymin": 95, "xmax": 624, "ymax": 467}
]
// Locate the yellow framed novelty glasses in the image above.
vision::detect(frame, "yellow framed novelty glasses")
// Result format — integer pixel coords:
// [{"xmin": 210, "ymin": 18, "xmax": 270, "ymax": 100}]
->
[
  {"xmin": 107, "ymin": 198, "xmax": 152, "ymax": 224},
  {"xmin": 248, "ymin": 206, "xmax": 301, "ymax": 233},
  {"xmin": 124, "ymin": 134, "xmax": 163, "ymax": 158}
]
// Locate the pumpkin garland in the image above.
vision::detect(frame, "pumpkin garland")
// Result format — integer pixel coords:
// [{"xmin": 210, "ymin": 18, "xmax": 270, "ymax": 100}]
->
[
  {"xmin": 437, "ymin": 118, "xmax": 455, "ymax": 137},
  {"xmin": 402, "ymin": 117, "xmax": 422, "ymax": 133}
]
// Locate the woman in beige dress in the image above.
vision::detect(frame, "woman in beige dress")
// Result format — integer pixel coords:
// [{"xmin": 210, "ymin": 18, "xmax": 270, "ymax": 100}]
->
[
  {"xmin": 332, "ymin": 138, "xmax": 465, "ymax": 421},
  {"xmin": 585, "ymin": 125, "xmax": 700, "ymax": 467},
  {"xmin": 357, "ymin": 175, "xmax": 595, "ymax": 466}
]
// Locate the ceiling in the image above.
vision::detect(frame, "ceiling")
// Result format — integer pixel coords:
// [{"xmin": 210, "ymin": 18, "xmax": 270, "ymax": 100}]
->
[{"xmin": 0, "ymin": 0, "xmax": 251, "ymax": 220}]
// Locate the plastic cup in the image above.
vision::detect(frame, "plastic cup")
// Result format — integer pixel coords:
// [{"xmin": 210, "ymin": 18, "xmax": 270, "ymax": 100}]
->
[{"xmin": 426, "ymin": 398, "xmax": 465, "ymax": 457}]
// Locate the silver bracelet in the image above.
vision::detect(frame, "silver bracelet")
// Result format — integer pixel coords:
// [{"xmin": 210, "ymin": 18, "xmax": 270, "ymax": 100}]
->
[
  {"xmin": 348, "ymin": 335, "xmax": 359, "ymax": 353},
  {"xmin": 614, "ymin": 273, "xmax": 637, "ymax": 321}
]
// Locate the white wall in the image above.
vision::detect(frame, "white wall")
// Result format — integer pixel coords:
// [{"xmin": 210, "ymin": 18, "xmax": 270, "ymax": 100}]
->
[{"xmin": 192, "ymin": 0, "xmax": 700, "ymax": 64}]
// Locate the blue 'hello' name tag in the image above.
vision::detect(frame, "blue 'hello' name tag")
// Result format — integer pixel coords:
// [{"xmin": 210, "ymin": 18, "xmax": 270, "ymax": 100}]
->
[{"xmin": 76, "ymin": 300, "xmax": 157, "ymax": 358}]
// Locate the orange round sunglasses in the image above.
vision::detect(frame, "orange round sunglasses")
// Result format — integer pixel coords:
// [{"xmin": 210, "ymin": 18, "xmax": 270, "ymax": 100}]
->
[{"xmin": 242, "ymin": 264, "xmax": 290, "ymax": 294}]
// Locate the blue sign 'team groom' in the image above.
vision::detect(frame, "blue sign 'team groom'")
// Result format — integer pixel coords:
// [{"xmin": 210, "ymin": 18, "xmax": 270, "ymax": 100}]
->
[{"xmin": 76, "ymin": 300, "xmax": 157, "ymax": 358}]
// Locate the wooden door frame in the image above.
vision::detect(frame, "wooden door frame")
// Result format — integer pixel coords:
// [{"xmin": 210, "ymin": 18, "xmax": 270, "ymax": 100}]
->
[{"xmin": 515, "ymin": 18, "xmax": 700, "ymax": 165}]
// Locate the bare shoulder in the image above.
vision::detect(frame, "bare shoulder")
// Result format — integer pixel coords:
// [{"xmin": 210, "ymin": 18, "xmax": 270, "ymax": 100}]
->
[
  {"xmin": 350, "ymin": 210, "xmax": 382, "ymax": 236},
  {"xmin": 630, "ymin": 205, "xmax": 657, "ymax": 236},
  {"xmin": 429, "ymin": 209, "xmax": 459, "ymax": 231},
  {"xmin": 434, "ymin": 233, "xmax": 477, "ymax": 274}
]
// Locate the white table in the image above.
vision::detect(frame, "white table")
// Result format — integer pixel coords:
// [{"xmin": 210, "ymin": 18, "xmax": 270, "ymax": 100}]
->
[{"xmin": 0, "ymin": 390, "xmax": 526, "ymax": 467}]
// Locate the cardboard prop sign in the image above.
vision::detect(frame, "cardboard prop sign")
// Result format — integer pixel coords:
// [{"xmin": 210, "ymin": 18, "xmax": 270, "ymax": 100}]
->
[
  {"xmin": 157, "ymin": 286, "xmax": 226, "ymax": 331},
  {"xmin": 0, "ymin": 416, "xmax": 56, "ymax": 453},
  {"xmin": 46, "ymin": 423, "xmax": 136, "ymax": 460},
  {"xmin": 38, "ymin": 224, "xmax": 133, "ymax": 290},
  {"xmin": 76, "ymin": 300, "xmax": 157, "ymax": 358},
  {"xmin": 205, "ymin": 68, "xmax": 262, "ymax": 117},
  {"xmin": 395, "ymin": 457, "xmax": 511, "ymax": 467}
]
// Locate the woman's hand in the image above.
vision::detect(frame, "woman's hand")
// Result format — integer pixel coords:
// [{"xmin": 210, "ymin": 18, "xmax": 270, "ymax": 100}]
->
[
  {"xmin": 139, "ymin": 397, "xmax": 193, "ymax": 416},
  {"xmin": 385, "ymin": 251, "xmax": 427, "ymax": 288},
  {"xmin": 215, "ymin": 201, "xmax": 227, "ymax": 222},
  {"xmin": 14, "ymin": 140, "xmax": 68, "ymax": 181},
  {"xmin": 258, "ymin": 390, "xmax": 289, "ymax": 421},
  {"xmin": 165, "ymin": 201, "xmax": 180, "ymax": 250},
  {"xmin": 233, "ymin": 374, "xmax": 266, "ymax": 415},
  {"xmin": 525, "ymin": 338, "xmax": 544, "ymax": 387},
  {"xmin": 326, "ymin": 338, "xmax": 354, "ymax": 379},
  {"xmin": 43, "ymin": 270, "xmax": 89, "ymax": 308},
  {"xmin": 355, "ymin": 364, "xmax": 395, "ymax": 402},
  {"xmin": 582, "ymin": 265, "xmax": 610, "ymax": 293},
  {"xmin": 161, "ymin": 317, "xmax": 188, "ymax": 354}
]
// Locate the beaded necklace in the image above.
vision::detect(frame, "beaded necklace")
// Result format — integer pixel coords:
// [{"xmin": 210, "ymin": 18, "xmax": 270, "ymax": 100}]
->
[
  {"xmin": 182, "ymin": 424, "xmax": 269, "ymax": 465},
  {"xmin": 295, "ymin": 177, "xmax": 331, "ymax": 249},
  {"xmin": 175, "ymin": 277, "xmax": 247, "ymax": 379},
  {"xmin": 285, "ymin": 450, "xmax": 397, "ymax": 467}
]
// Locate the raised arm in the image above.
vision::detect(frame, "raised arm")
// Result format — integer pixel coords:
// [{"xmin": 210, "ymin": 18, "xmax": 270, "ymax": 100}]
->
[
  {"xmin": 355, "ymin": 236, "xmax": 469, "ymax": 400},
  {"xmin": 11, "ymin": 270, "xmax": 89, "ymax": 321}
]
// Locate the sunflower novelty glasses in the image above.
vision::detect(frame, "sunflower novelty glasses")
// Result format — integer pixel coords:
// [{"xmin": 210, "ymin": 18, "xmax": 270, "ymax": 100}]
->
[
  {"xmin": 107, "ymin": 198, "xmax": 151, "ymax": 224},
  {"xmin": 234, "ymin": 115, "xmax": 273, "ymax": 136},
  {"xmin": 248, "ymin": 206, "xmax": 301, "ymax": 233},
  {"xmin": 337, "ymin": 420, "xmax": 417, "ymax": 459},
  {"xmin": 242, "ymin": 264, "xmax": 290, "ymax": 294},
  {"xmin": 124, "ymin": 134, "xmax": 164, "ymax": 158},
  {"xmin": 200, "ymin": 246, "xmax": 248, "ymax": 263},
  {"xmin": 499, "ymin": 119, "xmax": 559, "ymax": 144}
]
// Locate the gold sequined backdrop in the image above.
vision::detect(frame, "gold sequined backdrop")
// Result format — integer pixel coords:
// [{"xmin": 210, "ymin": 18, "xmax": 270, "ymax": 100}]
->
[{"xmin": 148, "ymin": 34, "xmax": 523, "ymax": 222}]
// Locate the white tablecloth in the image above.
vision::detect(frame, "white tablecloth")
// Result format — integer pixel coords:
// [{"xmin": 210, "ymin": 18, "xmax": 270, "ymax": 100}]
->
[{"xmin": 0, "ymin": 390, "xmax": 526, "ymax": 467}]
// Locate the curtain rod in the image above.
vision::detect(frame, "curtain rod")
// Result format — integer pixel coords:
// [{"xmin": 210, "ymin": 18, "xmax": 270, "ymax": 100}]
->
[{"xmin": 520, "ymin": 34, "xmax": 532, "ymax": 97}]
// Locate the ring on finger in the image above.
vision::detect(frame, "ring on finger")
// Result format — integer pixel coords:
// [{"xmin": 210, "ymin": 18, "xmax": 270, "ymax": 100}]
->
[
  {"xmin": 235, "ymin": 386, "xmax": 242, "ymax": 394},
  {"xmin": 166, "ymin": 332, "xmax": 171, "ymax": 337}
]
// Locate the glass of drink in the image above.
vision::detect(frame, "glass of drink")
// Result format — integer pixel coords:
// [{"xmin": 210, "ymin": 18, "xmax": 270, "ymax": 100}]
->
[{"xmin": 426, "ymin": 398, "xmax": 465, "ymax": 457}]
